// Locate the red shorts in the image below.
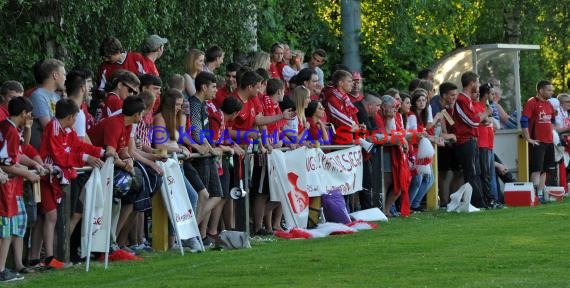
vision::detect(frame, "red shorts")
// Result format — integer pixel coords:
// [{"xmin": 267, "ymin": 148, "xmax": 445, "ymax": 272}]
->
[
  {"xmin": 39, "ymin": 176, "xmax": 63, "ymax": 214},
  {"xmin": 0, "ymin": 179, "xmax": 18, "ymax": 217}
]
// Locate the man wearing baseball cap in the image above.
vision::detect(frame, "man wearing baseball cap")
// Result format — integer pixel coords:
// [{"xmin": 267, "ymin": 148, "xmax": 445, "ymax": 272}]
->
[
  {"xmin": 141, "ymin": 34, "xmax": 167, "ymax": 114},
  {"xmin": 141, "ymin": 35, "xmax": 168, "ymax": 76}
]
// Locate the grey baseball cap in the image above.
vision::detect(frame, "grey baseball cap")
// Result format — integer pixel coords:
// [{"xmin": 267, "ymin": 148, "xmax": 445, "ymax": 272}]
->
[{"xmin": 142, "ymin": 34, "xmax": 168, "ymax": 53}]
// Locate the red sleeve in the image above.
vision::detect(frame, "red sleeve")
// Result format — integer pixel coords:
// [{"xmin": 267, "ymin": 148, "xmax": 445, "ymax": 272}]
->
[
  {"xmin": 455, "ymin": 94, "xmax": 480, "ymax": 128},
  {"xmin": 21, "ymin": 144, "xmax": 39, "ymax": 159},
  {"xmin": 42, "ymin": 124, "xmax": 84, "ymax": 168},
  {"xmin": 5, "ymin": 127, "xmax": 20, "ymax": 165}
]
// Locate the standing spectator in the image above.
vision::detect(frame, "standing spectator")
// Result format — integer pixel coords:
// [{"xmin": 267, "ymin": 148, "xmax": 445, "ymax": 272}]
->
[
  {"xmin": 213, "ymin": 63, "xmax": 240, "ymax": 108},
  {"xmin": 0, "ymin": 97, "xmax": 39, "ymax": 282},
  {"xmin": 452, "ymin": 72, "xmax": 488, "ymax": 208},
  {"xmin": 406, "ymin": 89, "xmax": 436, "ymax": 212},
  {"xmin": 188, "ymin": 72, "xmax": 224, "ymax": 244},
  {"xmin": 35, "ymin": 99, "xmax": 108, "ymax": 269},
  {"xmin": 140, "ymin": 34, "xmax": 167, "ymax": 77},
  {"xmin": 97, "ymin": 37, "xmax": 145, "ymax": 92},
  {"xmin": 0, "ymin": 81, "xmax": 24, "ymax": 121},
  {"xmin": 204, "ymin": 45, "xmax": 225, "ymax": 74},
  {"xmin": 205, "ymin": 96, "xmax": 243, "ymax": 235},
  {"xmin": 324, "ymin": 70, "xmax": 359, "ymax": 144},
  {"xmin": 349, "ymin": 72, "xmax": 364, "ymax": 103},
  {"xmin": 294, "ymin": 68, "xmax": 321, "ymax": 101},
  {"xmin": 30, "ymin": 59, "xmax": 67, "ymax": 150},
  {"xmin": 251, "ymin": 51, "xmax": 271, "ymax": 71},
  {"xmin": 152, "ymin": 89, "xmax": 200, "ymax": 251},
  {"xmin": 521, "ymin": 80, "xmax": 555, "ymax": 202},
  {"xmin": 269, "ymin": 43, "xmax": 285, "ymax": 79},
  {"xmin": 417, "ymin": 68, "xmax": 434, "ymax": 82},
  {"xmin": 353, "ymin": 93, "xmax": 381, "ymax": 209},
  {"xmin": 183, "ymin": 49, "xmax": 205, "ymax": 99},
  {"xmin": 554, "ymin": 93, "xmax": 570, "ymax": 192},
  {"xmin": 476, "ymin": 83, "xmax": 501, "ymax": 207},
  {"xmin": 376, "ymin": 95, "xmax": 411, "ymax": 217},
  {"xmin": 140, "ymin": 34, "xmax": 167, "ymax": 113},
  {"xmin": 284, "ymin": 86, "xmax": 311, "ymax": 137},
  {"xmin": 87, "ymin": 96, "xmax": 145, "ymax": 261},
  {"xmin": 302, "ymin": 49, "xmax": 327, "ymax": 86},
  {"xmin": 253, "ymin": 79, "xmax": 288, "ymax": 235}
]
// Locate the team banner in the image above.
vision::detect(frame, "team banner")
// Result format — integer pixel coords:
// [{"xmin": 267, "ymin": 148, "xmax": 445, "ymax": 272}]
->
[
  {"xmin": 268, "ymin": 146, "xmax": 364, "ymax": 229},
  {"xmin": 82, "ymin": 158, "xmax": 114, "ymax": 270},
  {"xmin": 159, "ymin": 158, "xmax": 200, "ymax": 241}
]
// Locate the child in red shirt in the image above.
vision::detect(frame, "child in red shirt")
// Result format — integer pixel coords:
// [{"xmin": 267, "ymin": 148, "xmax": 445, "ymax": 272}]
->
[
  {"xmin": 0, "ymin": 97, "xmax": 40, "ymax": 282},
  {"xmin": 34, "ymin": 99, "xmax": 109, "ymax": 269}
]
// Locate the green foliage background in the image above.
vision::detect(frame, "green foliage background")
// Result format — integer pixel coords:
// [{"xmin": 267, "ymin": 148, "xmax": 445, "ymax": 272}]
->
[{"xmin": 0, "ymin": 0, "xmax": 567, "ymax": 100}]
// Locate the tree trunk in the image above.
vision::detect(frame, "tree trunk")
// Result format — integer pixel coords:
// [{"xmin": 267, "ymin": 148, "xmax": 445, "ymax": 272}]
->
[
  {"xmin": 503, "ymin": 1, "xmax": 521, "ymax": 44},
  {"xmin": 341, "ymin": 0, "xmax": 361, "ymax": 73}
]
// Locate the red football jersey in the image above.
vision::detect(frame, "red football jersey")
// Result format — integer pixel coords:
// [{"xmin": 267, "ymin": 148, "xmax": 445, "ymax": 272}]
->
[{"xmin": 523, "ymin": 96, "xmax": 555, "ymax": 143}]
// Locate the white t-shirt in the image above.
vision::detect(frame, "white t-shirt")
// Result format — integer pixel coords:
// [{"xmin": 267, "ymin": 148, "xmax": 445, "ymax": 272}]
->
[
  {"xmin": 282, "ymin": 65, "xmax": 299, "ymax": 82},
  {"xmin": 74, "ymin": 110, "xmax": 87, "ymax": 137},
  {"xmin": 285, "ymin": 116, "xmax": 299, "ymax": 134}
]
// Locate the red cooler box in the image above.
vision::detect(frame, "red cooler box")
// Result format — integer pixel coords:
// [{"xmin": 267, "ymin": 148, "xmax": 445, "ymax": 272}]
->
[{"xmin": 504, "ymin": 182, "xmax": 537, "ymax": 206}]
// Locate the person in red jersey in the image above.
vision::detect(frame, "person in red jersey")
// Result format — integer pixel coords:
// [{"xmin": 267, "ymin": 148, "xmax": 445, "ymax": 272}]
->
[
  {"xmin": 34, "ymin": 99, "xmax": 111, "ymax": 269},
  {"xmin": 97, "ymin": 70, "xmax": 140, "ymax": 122},
  {"xmin": 96, "ymin": 37, "xmax": 145, "ymax": 92},
  {"xmin": 88, "ymin": 96, "xmax": 145, "ymax": 261},
  {"xmin": 474, "ymin": 82, "xmax": 501, "ymax": 208},
  {"xmin": 268, "ymin": 43, "xmax": 285, "ymax": 79},
  {"xmin": 451, "ymin": 71, "xmax": 489, "ymax": 208},
  {"xmin": 0, "ymin": 97, "xmax": 40, "ymax": 281},
  {"xmin": 324, "ymin": 70, "xmax": 360, "ymax": 144},
  {"xmin": 521, "ymin": 80, "xmax": 556, "ymax": 202},
  {"xmin": 140, "ymin": 34, "xmax": 167, "ymax": 113},
  {"xmin": 203, "ymin": 45, "xmax": 225, "ymax": 74},
  {"xmin": 213, "ymin": 63, "xmax": 240, "ymax": 108}
]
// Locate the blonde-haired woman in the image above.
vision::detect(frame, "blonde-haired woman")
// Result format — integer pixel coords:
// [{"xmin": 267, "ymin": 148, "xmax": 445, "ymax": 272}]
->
[
  {"xmin": 285, "ymin": 86, "xmax": 311, "ymax": 137},
  {"xmin": 183, "ymin": 49, "xmax": 205, "ymax": 97},
  {"xmin": 250, "ymin": 51, "xmax": 271, "ymax": 71}
]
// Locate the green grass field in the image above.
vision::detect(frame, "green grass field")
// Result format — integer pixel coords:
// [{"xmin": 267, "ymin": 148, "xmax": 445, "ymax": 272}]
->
[{"xmin": 15, "ymin": 201, "xmax": 570, "ymax": 288}]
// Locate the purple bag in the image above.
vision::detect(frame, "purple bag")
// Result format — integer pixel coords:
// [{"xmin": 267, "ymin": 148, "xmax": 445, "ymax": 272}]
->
[{"xmin": 321, "ymin": 188, "xmax": 351, "ymax": 224}]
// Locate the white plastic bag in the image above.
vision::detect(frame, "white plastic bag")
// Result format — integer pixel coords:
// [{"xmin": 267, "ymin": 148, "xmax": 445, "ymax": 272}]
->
[
  {"xmin": 415, "ymin": 137, "xmax": 434, "ymax": 175},
  {"xmin": 349, "ymin": 207, "xmax": 388, "ymax": 222},
  {"xmin": 447, "ymin": 183, "xmax": 480, "ymax": 213}
]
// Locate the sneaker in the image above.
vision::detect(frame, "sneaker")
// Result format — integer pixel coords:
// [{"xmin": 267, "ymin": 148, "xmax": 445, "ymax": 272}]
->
[
  {"xmin": 0, "ymin": 270, "xmax": 24, "ymax": 282},
  {"xmin": 131, "ymin": 243, "xmax": 153, "ymax": 254},
  {"xmin": 202, "ymin": 236, "xmax": 215, "ymax": 248},
  {"xmin": 120, "ymin": 246, "xmax": 136, "ymax": 255},
  {"xmin": 46, "ymin": 258, "xmax": 66, "ymax": 269},
  {"xmin": 181, "ymin": 238, "xmax": 202, "ymax": 253},
  {"xmin": 107, "ymin": 249, "xmax": 143, "ymax": 262}
]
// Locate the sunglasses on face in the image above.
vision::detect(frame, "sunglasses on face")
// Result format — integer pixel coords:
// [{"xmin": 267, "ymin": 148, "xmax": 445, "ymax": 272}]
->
[{"xmin": 123, "ymin": 83, "xmax": 138, "ymax": 94}]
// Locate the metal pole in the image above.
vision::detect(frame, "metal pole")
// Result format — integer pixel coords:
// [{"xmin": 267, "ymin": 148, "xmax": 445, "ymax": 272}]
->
[{"xmin": 243, "ymin": 153, "xmax": 251, "ymax": 237}]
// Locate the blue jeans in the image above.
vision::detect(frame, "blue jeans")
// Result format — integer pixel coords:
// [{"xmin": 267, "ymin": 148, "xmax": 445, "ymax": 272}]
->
[
  {"xmin": 486, "ymin": 150, "xmax": 498, "ymax": 201},
  {"xmin": 408, "ymin": 173, "xmax": 434, "ymax": 209}
]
